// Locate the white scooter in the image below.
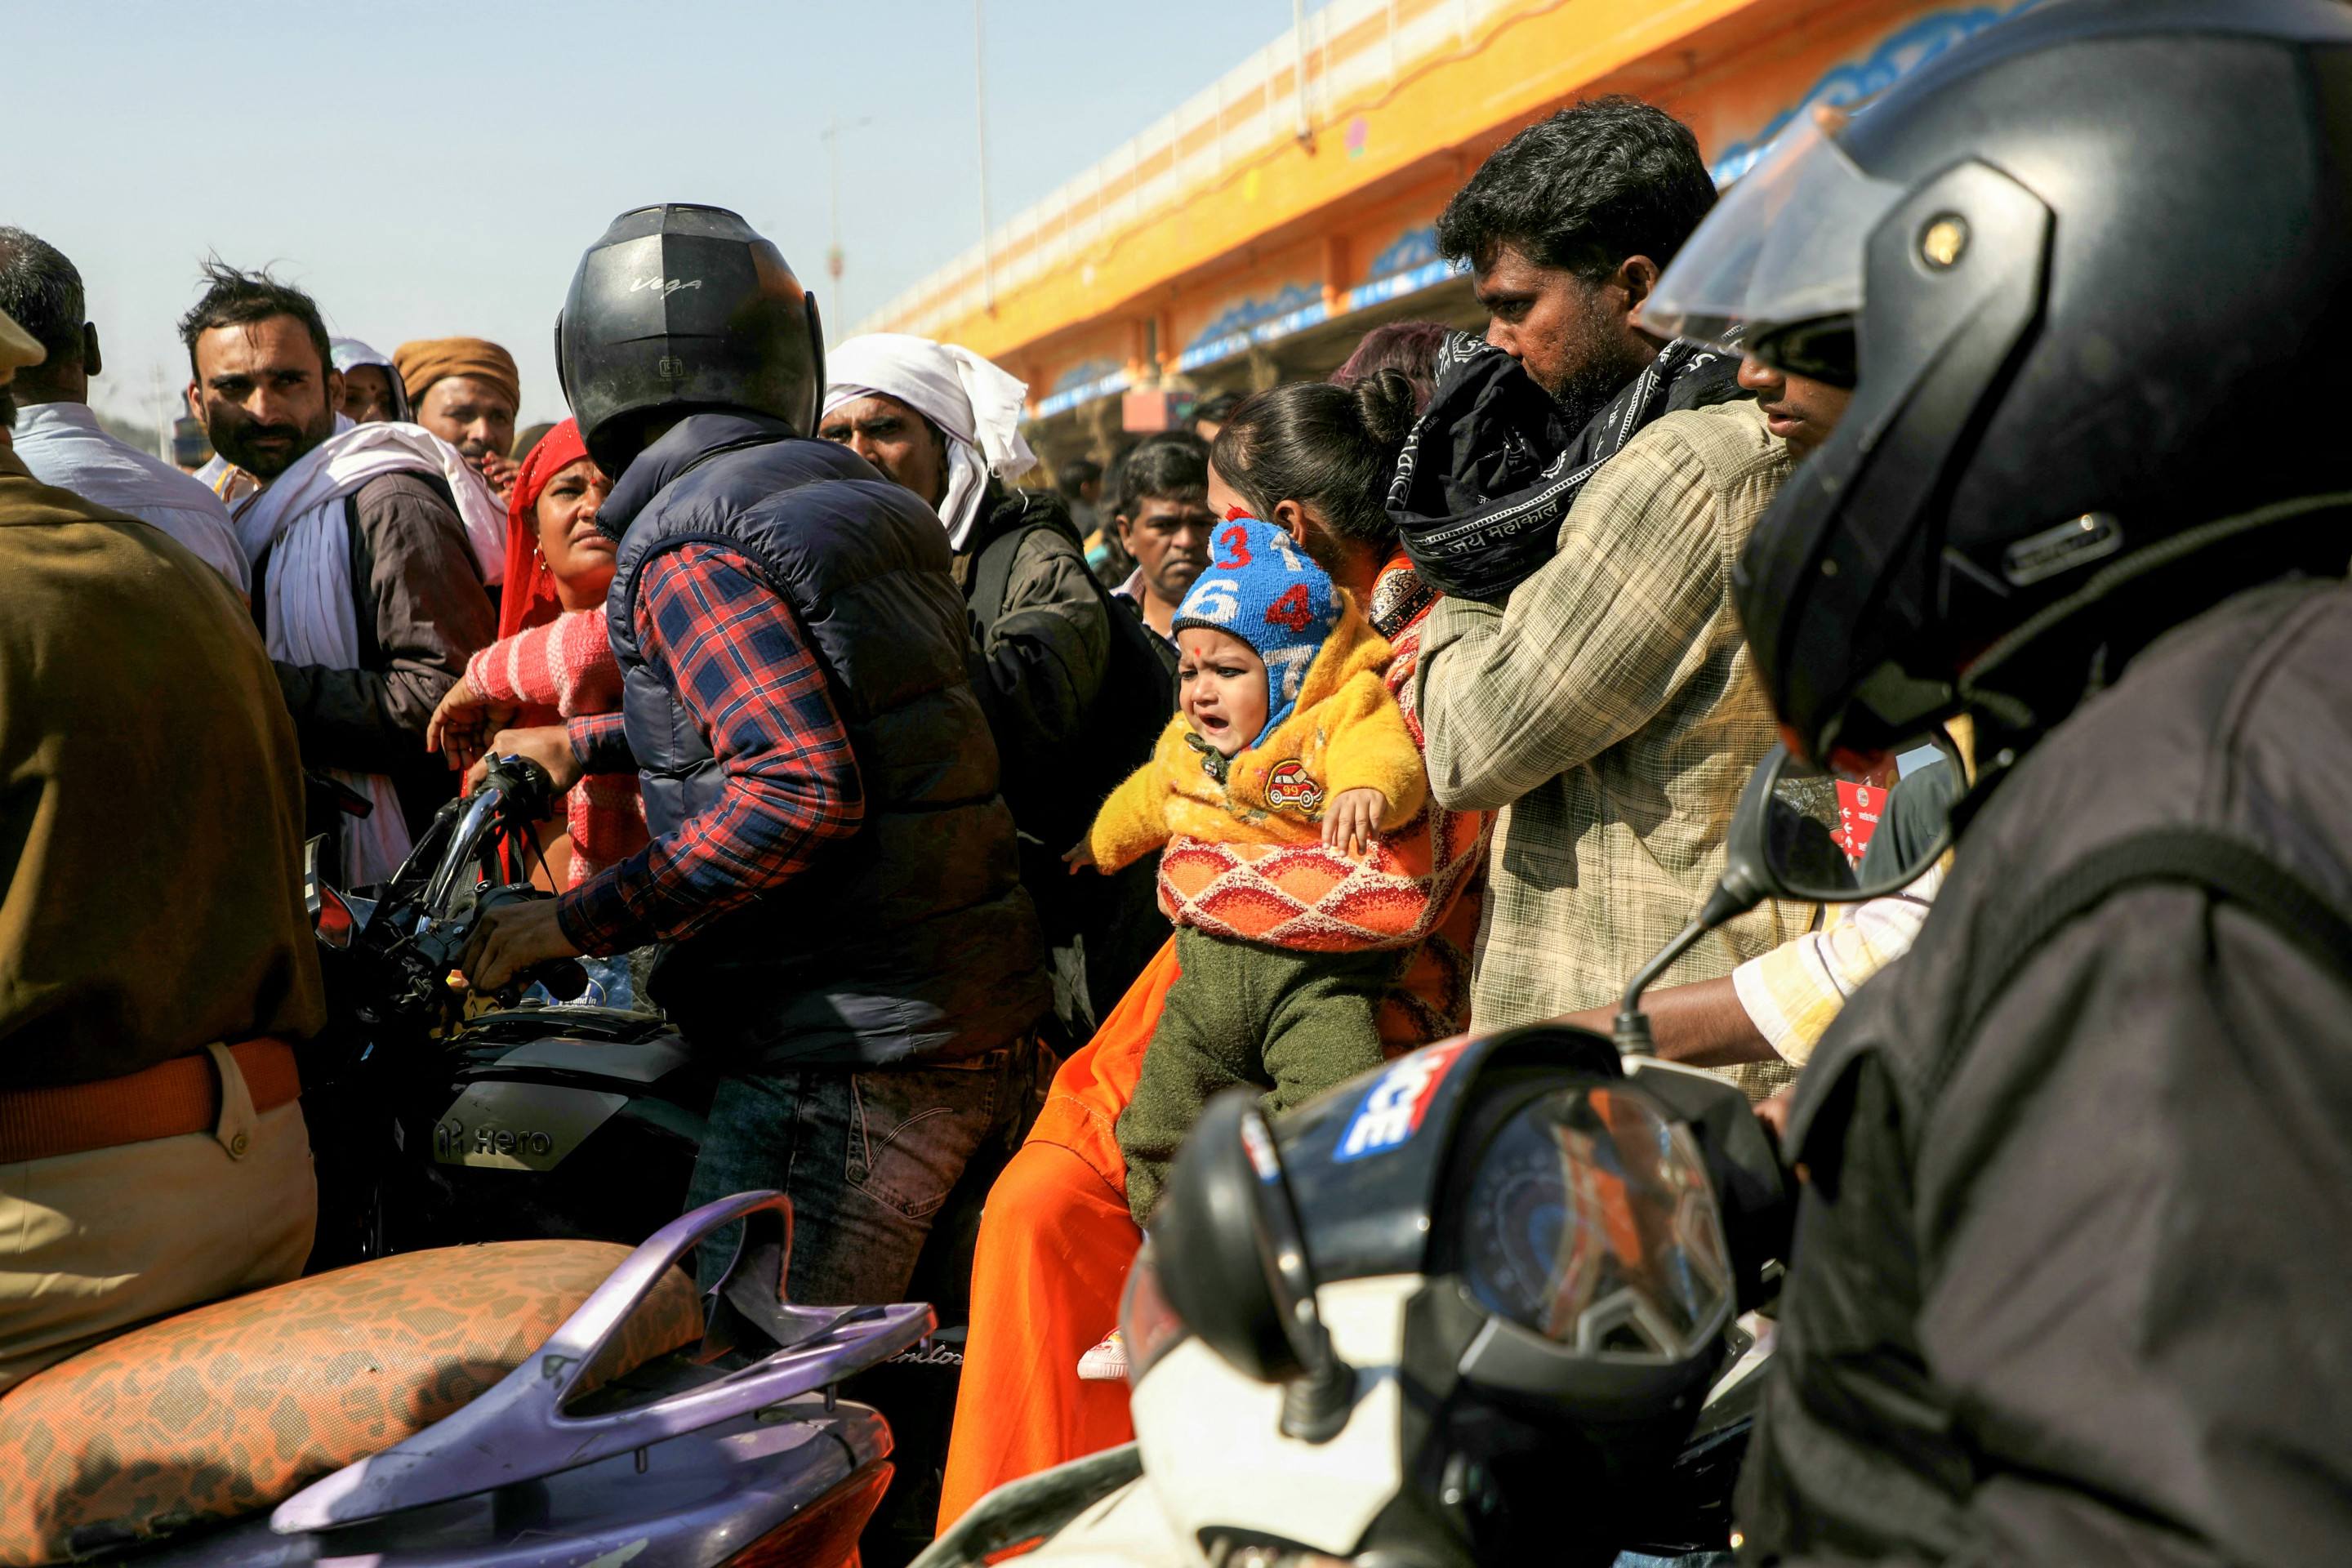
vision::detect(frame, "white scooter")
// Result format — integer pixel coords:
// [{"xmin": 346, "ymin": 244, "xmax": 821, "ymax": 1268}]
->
[{"xmin": 917, "ymin": 737, "xmax": 1959, "ymax": 1568}]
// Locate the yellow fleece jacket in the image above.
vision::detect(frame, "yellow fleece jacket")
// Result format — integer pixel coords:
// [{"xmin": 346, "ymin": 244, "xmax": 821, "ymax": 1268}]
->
[{"xmin": 1089, "ymin": 597, "xmax": 1429, "ymax": 873}]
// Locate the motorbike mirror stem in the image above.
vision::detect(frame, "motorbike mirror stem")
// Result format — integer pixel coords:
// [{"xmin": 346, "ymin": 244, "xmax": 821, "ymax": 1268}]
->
[{"xmin": 1615, "ymin": 760, "xmax": 1785, "ymax": 1054}]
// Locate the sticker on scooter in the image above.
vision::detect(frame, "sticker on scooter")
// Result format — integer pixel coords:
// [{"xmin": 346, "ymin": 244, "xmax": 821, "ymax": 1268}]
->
[
  {"xmin": 1335, "ymin": 1040, "xmax": 1468, "ymax": 1160},
  {"xmin": 1241, "ymin": 1110, "xmax": 1282, "ymax": 1183}
]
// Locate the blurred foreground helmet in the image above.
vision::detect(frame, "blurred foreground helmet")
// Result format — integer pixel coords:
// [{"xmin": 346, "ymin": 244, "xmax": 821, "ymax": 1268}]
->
[
  {"xmin": 1646, "ymin": 0, "xmax": 2352, "ymax": 759},
  {"xmin": 556, "ymin": 204, "xmax": 824, "ymax": 476}
]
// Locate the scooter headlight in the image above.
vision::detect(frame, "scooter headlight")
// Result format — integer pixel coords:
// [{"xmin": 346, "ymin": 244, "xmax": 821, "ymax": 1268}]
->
[{"xmin": 1453, "ymin": 1083, "xmax": 1733, "ymax": 1379}]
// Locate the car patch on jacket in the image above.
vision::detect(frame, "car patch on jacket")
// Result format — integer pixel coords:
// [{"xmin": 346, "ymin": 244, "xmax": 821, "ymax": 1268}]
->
[
  {"xmin": 1265, "ymin": 760, "xmax": 1325, "ymax": 814},
  {"xmin": 1335, "ymin": 1040, "xmax": 1468, "ymax": 1160}
]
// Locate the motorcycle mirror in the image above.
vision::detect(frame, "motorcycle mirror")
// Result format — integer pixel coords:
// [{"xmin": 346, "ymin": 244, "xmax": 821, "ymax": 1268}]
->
[
  {"xmin": 1155, "ymin": 1090, "xmax": 1356, "ymax": 1441},
  {"xmin": 1742, "ymin": 733, "xmax": 1965, "ymax": 904},
  {"xmin": 1613, "ymin": 731, "xmax": 1965, "ymax": 1055}
]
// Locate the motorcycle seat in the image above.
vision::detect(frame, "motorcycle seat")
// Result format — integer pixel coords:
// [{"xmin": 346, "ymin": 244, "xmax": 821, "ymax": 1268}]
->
[{"xmin": 0, "ymin": 1238, "xmax": 702, "ymax": 1567}]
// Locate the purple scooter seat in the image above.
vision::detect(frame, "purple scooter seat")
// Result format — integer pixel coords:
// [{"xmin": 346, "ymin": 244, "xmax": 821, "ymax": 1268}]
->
[{"xmin": 274, "ymin": 1191, "xmax": 936, "ymax": 1534}]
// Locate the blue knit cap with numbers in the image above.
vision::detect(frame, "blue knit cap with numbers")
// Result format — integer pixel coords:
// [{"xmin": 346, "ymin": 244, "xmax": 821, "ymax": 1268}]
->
[{"xmin": 1171, "ymin": 515, "xmax": 1343, "ymax": 746}]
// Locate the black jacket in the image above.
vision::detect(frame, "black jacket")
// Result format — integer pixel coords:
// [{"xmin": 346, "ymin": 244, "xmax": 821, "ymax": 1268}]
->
[
  {"xmin": 604, "ymin": 413, "xmax": 1047, "ymax": 1067},
  {"xmin": 959, "ymin": 482, "xmax": 1174, "ymax": 1031},
  {"xmin": 1740, "ymin": 579, "xmax": 2352, "ymax": 1564}
]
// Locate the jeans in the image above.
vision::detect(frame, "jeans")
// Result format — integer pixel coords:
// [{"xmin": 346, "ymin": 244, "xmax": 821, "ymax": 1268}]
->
[{"xmin": 685, "ymin": 1041, "xmax": 1042, "ymax": 1303}]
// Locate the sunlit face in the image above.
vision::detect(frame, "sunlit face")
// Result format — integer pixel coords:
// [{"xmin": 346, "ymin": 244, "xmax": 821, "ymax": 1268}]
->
[
  {"xmin": 1473, "ymin": 243, "xmax": 1652, "ymax": 420},
  {"xmin": 340, "ymin": 363, "xmax": 400, "ymax": 424},
  {"xmin": 817, "ymin": 393, "xmax": 949, "ymax": 510},
  {"xmin": 189, "ymin": 315, "xmax": 341, "ymax": 479},
  {"xmin": 533, "ymin": 457, "xmax": 616, "ymax": 610},
  {"xmin": 1119, "ymin": 493, "xmax": 1218, "ymax": 608},
  {"xmin": 1738, "ymin": 354, "xmax": 1854, "ymax": 461},
  {"xmin": 1177, "ymin": 626, "xmax": 1269, "ymax": 758},
  {"xmin": 416, "ymin": 374, "xmax": 518, "ymax": 461}
]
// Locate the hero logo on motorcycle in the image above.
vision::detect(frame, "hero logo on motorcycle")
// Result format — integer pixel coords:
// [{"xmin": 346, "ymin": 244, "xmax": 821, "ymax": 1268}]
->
[{"xmin": 1335, "ymin": 1040, "xmax": 1468, "ymax": 1160}]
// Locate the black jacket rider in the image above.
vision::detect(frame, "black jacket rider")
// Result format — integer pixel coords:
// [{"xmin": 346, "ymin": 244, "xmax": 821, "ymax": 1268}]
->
[{"xmin": 1740, "ymin": 577, "xmax": 2352, "ymax": 1564}]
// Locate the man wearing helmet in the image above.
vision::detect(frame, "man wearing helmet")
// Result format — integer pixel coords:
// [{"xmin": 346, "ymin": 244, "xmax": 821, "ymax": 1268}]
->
[
  {"xmin": 461, "ymin": 206, "xmax": 1049, "ymax": 1304},
  {"xmin": 1641, "ymin": 2, "xmax": 2352, "ymax": 1557}
]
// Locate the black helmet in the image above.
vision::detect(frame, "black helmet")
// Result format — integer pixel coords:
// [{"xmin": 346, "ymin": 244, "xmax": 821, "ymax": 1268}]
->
[
  {"xmin": 555, "ymin": 203, "xmax": 825, "ymax": 476},
  {"xmin": 1644, "ymin": 0, "xmax": 2352, "ymax": 759}
]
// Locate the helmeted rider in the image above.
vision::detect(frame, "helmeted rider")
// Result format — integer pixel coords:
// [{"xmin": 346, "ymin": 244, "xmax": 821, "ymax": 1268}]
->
[
  {"xmin": 461, "ymin": 205, "xmax": 1049, "ymax": 1303},
  {"xmin": 1642, "ymin": 0, "xmax": 2352, "ymax": 1557}
]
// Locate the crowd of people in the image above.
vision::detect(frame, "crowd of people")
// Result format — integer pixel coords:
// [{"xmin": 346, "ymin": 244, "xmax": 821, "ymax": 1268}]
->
[{"xmin": 6, "ymin": 2, "xmax": 2352, "ymax": 1559}]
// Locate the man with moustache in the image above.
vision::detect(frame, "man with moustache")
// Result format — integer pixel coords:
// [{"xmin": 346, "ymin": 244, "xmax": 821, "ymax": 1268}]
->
[
  {"xmin": 1105, "ymin": 431, "xmax": 1215, "ymax": 649},
  {"xmin": 394, "ymin": 336, "xmax": 522, "ymax": 497},
  {"xmin": 183, "ymin": 263, "xmax": 499, "ymax": 881},
  {"xmin": 1405, "ymin": 97, "xmax": 1803, "ymax": 1095}
]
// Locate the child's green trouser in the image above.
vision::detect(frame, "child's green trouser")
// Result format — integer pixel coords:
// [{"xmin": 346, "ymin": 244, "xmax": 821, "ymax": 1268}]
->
[{"xmin": 1116, "ymin": 925, "xmax": 1397, "ymax": 1225}]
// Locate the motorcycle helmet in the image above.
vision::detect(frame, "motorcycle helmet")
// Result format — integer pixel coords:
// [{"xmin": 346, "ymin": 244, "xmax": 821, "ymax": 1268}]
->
[
  {"xmin": 1642, "ymin": 0, "xmax": 2352, "ymax": 760},
  {"xmin": 555, "ymin": 204, "xmax": 825, "ymax": 477}
]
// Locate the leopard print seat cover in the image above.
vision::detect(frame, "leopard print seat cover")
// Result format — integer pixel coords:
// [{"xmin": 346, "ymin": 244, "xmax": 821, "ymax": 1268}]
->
[{"xmin": 0, "ymin": 1239, "xmax": 702, "ymax": 1566}]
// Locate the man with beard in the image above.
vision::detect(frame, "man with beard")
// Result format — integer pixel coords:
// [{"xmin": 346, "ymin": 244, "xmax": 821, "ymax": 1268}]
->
[
  {"xmin": 820, "ymin": 334, "xmax": 1171, "ymax": 1031},
  {"xmin": 394, "ymin": 335, "xmax": 521, "ymax": 497},
  {"xmin": 1406, "ymin": 96, "xmax": 1802, "ymax": 1097},
  {"xmin": 183, "ymin": 263, "xmax": 500, "ymax": 882}
]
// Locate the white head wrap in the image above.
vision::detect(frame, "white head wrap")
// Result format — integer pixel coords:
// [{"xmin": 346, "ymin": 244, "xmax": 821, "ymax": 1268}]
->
[
  {"xmin": 328, "ymin": 336, "xmax": 414, "ymax": 421},
  {"xmin": 822, "ymin": 332, "xmax": 1036, "ymax": 549}
]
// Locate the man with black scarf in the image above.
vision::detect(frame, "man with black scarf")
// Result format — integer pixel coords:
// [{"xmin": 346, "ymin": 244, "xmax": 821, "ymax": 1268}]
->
[{"xmin": 1403, "ymin": 96, "xmax": 1802, "ymax": 1098}]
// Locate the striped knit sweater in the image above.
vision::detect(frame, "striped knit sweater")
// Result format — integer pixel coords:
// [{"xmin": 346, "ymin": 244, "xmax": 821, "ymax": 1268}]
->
[{"xmin": 464, "ymin": 608, "xmax": 648, "ymax": 887}]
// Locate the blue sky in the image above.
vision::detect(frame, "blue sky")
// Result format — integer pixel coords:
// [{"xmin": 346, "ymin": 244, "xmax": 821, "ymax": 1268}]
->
[{"xmin": 10, "ymin": 1, "xmax": 1308, "ymax": 430}]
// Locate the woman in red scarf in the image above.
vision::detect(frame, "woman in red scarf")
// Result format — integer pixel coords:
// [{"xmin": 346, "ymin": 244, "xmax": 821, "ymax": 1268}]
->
[{"xmin": 426, "ymin": 418, "xmax": 646, "ymax": 887}]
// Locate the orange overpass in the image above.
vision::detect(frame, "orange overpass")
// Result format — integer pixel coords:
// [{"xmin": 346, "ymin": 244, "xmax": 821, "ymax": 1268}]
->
[{"xmin": 856, "ymin": 0, "xmax": 2040, "ymax": 460}]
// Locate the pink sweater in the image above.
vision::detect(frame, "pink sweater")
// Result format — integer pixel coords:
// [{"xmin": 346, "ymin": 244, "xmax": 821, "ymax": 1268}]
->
[{"xmin": 464, "ymin": 609, "xmax": 648, "ymax": 888}]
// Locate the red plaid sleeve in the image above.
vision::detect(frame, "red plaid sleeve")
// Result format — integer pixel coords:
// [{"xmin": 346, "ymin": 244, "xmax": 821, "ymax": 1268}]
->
[{"xmin": 556, "ymin": 544, "xmax": 864, "ymax": 954}]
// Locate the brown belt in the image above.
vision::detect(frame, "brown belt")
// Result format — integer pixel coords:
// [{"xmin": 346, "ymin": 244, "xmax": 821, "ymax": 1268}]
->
[{"xmin": 0, "ymin": 1039, "xmax": 302, "ymax": 1165}]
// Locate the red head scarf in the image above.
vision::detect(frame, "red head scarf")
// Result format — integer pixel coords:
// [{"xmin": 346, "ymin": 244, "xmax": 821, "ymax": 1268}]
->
[{"xmin": 497, "ymin": 417, "xmax": 595, "ymax": 640}]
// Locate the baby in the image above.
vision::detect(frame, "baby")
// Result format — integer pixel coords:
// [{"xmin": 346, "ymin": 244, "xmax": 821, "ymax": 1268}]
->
[{"xmin": 1072, "ymin": 515, "xmax": 1429, "ymax": 1225}]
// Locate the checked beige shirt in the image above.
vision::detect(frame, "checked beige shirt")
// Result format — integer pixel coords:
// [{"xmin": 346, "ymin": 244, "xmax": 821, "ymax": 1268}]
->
[{"xmin": 1414, "ymin": 395, "xmax": 1807, "ymax": 1098}]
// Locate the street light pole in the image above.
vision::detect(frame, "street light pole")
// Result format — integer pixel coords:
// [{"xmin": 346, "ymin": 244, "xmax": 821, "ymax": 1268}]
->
[
  {"xmin": 974, "ymin": 0, "xmax": 997, "ymax": 312},
  {"xmin": 820, "ymin": 114, "xmax": 872, "ymax": 332}
]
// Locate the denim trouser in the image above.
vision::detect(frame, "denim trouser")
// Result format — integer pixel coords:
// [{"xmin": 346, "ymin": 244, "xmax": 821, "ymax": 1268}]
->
[{"xmin": 686, "ymin": 1041, "xmax": 1041, "ymax": 1303}]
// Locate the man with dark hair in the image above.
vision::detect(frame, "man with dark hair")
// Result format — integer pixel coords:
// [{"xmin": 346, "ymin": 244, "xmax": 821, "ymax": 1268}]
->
[
  {"xmin": 1435, "ymin": 93, "xmax": 1717, "ymax": 423},
  {"xmin": 1056, "ymin": 456, "xmax": 1102, "ymax": 513},
  {"xmin": 1410, "ymin": 96, "xmax": 1802, "ymax": 1097},
  {"xmin": 1188, "ymin": 390, "xmax": 1242, "ymax": 443},
  {"xmin": 1108, "ymin": 430, "xmax": 1215, "ymax": 648},
  {"xmin": 0, "ymin": 228, "xmax": 247, "ymax": 592},
  {"xmin": 393, "ymin": 336, "xmax": 522, "ymax": 497},
  {"xmin": 182, "ymin": 261, "xmax": 500, "ymax": 884},
  {"xmin": 0, "ymin": 303, "xmax": 324, "ymax": 1391}
]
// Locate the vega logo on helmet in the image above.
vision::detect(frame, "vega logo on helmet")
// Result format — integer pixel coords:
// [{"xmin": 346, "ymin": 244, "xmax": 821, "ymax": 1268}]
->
[
  {"xmin": 629, "ymin": 277, "xmax": 706, "ymax": 298},
  {"xmin": 1335, "ymin": 1040, "xmax": 1468, "ymax": 1160}
]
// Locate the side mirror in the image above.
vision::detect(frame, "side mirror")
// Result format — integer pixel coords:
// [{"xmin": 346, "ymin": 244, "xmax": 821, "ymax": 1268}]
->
[
  {"xmin": 1615, "ymin": 731, "xmax": 1965, "ymax": 1054},
  {"xmin": 1154, "ymin": 1090, "xmax": 1356, "ymax": 1441},
  {"xmin": 1736, "ymin": 735, "xmax": 1964, "ymax": 904}
]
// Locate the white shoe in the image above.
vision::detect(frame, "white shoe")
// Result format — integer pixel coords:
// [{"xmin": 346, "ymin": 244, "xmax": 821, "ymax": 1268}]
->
[{"xmin": 1076, "ymin": 1329, "xmax": 1129, "ymax": 1382}]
